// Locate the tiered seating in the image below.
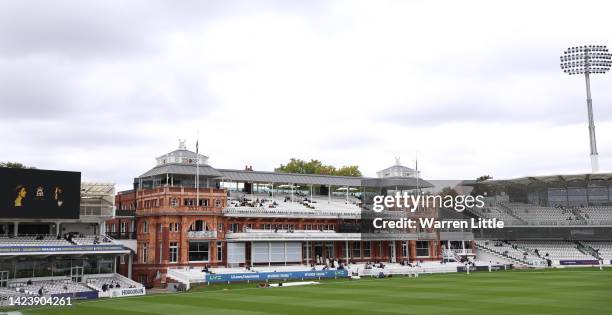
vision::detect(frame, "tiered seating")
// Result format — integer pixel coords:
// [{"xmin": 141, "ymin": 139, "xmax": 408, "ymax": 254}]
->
[
  {"xmin": 225, "ymin": 194, "xmax": 361, "ymax": 218},
  {"xmin": 72, "ymin": 235, "xmax": 113, "ymax": 245},
  {"xmin": 469, "ymin": 206, "xmax": 522, "ymax": 224},
  {"xmin": 512, "ymin": 241, "xmax": 594, "ymax": 262},
  {"xmin": 471, "ymin": 202, "xmax": 612, "ymax": 226},
  {"xmin": 582, "ymin": 242, "xmax": 612, "ymax": 261},
  {"xmin": 504, "ymin": 203, "xmax": 579, "ymax": 225},
  {"xmin": 476, "ymin": 240, "xmax": 546, "ymax": 265},
  {"xmin": 85, "ymin": 274, "xmax": 142, "ymax": 292},
  {"xmin": 9, "ymin": 278, "xmax": 93, "ymax": 296},
  {"xmin": 224, "ymin": 207, "xmax": 360, "ymax": 218},
  {"xmin": 0, "ymin": 236, "xmax": 72, "ymax": 247},
  {"xmin": 310, "ymin": 196, "xmax": 361, "ymax": 211},
  {"xmin": 579, "ymin": 207, "xmax": 612, "ymax": 224},
  {"xmin": 0, "ymin": 235, "xmax": 116, "ymax": 248}
]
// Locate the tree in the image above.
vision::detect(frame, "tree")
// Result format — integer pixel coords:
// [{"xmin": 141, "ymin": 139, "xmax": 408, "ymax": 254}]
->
[
  {"xmin": 0, "ymin": 162, "xmax": 35, "ymax": 169},
  {"xmin": 275, "ymin": 159, "xmax": 361, "ymax": 177},
  {"xmin": 335, "ymin": 165, "xmax": 362, "ymax": 177},
  {"xmin": 472, "ymin": 175, "xmax": 494, "ymax": 197},
  {"xmin": 476, "ymin": 175, "xmax": 492, "ymax": 182}
]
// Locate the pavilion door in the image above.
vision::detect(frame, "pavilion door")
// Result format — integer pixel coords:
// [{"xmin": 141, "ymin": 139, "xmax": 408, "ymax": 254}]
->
[
  {"xmin": 0, "ymin": 271, "xmax": 8, "ymax": 287},
  {"xmin": 389, "ymin": 242, "xmax": 396, "ymax": 263},
  {"xmin": 314, "ymin": 242, "xmax": 323, "ymax": 264},
  {"xmin": 70, "ymin": 266, "xmax": 84, "ymax": 283}
]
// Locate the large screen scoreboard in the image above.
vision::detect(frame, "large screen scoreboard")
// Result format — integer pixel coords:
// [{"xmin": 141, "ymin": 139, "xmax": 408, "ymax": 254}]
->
[{"xmin": 0, "ymin": 167, "xmax": 81, "ymax": 219}]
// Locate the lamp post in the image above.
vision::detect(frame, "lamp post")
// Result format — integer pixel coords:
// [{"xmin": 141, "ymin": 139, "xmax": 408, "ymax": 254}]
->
[{"xmin": 560, "ymin": 45, "xmax": 612, "ymax": 173}]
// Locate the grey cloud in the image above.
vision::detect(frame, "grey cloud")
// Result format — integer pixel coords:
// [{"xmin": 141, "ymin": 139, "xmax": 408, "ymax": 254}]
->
[
  {"xmin": 319, "ymin": 134, "xmax": 378, "ymax": 150},
  {"xmin": 0, "ymin": 0, "xmax": 328, "ymax": 58},
  {"xmin": 380, "ymin": 79, "xmax": 612, "ymax": 127},
  {"xmin": 0, "ymin": 57, "xmax": 78, "ymax": 120}
]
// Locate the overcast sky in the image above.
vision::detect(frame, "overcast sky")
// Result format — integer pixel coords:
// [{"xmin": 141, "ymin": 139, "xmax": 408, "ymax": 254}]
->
[{"xmin": 1, "ymin": 0, "xmax": 612, "ymax": 190}]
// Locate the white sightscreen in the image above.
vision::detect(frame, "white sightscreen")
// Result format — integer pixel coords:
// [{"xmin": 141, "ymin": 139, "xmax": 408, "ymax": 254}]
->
[
  {"xmin": 251, "ymin": 242, "xmax": 270, "ymax": 263},
  {"xmin": 251, "ymin": 242, "xmax": 303, "ymax": 263},
  {"xmin": 227, "ymin": 242, "xmax": 246, "ymax": 264},
  {"xmin": 269, "ymin": 242, "xmax": 285, "ymax": 262},
  {"xmin": 286, "ymin": 242, "xmax": 302, "ymax": 262}
]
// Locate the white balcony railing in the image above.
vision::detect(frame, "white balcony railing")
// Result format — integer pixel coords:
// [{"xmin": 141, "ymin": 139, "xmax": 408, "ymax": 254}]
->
[{"xmin": 223, "ymin": 207, "xmax": 361, "ymax": 219}]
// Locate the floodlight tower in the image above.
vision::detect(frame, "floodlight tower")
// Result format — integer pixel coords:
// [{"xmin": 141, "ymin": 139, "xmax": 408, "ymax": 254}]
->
[{"xmin": 560, "ymin": 45, "xmax": 612, "ymax": 173}]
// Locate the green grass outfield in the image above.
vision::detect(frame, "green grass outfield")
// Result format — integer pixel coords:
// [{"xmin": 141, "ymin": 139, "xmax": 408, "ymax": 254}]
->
[{"xmin": 21, "ymin": 268, "xmax": 612, "ymax": 315}]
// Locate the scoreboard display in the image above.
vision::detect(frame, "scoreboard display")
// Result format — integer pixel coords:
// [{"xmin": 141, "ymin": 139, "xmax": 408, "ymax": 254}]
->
[{"xmin": 0, "ymin": 167, "xmax": 81, "ymax": 219}]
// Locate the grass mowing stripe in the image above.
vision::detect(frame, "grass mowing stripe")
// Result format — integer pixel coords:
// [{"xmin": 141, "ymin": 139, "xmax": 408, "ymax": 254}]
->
[{"xmin": 19, "ymin": 268, "xmax": 612, "ymax": 315}]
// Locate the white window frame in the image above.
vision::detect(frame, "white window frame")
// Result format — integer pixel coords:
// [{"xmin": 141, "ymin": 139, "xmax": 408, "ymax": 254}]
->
[
  {"xmin": 142, "ymin": 243, "xmax": 148, "ymax": 263},
  {"xmin": 170, "ymin": 242, "xmax": 179, "ymax": 263},
  {"xmin": 216, "ymin": 241, "xmax": 223, "ymax": 262}
]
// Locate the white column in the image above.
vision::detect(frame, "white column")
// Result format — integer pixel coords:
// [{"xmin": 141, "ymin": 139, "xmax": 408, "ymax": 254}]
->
[
  {"xmin": 345, "ymin": 240, "xmax": 349, "ymax": 264},
  {"xmin": 13, "ymin": 222, "xmax": 18, "ymax": 237},
  {"xmin": 310, "ymin": 185, "xmax": 313, "ymax": 201},
  {"xmin": 291, "ymin": 184, "xmax": 294, "ymax": 203},
  {"xmin": 346, "ymin": 186, "xmax": 349, "ymax": 203},
  {"xmin": 328, "ymin": 186, "xmax": 331, "ymax": 203},
  {"xmin": 99, "ymin": 222, "xmax": 106, "ymax": 236},
  {"xmin": 128, "ymin": 254, "xmax": 133, "ymax": 279}
]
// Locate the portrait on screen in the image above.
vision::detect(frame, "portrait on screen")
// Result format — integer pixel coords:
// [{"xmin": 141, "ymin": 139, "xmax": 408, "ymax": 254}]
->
[{"xmin": 14, "ymin": 184, "xmax": 26, "ymax": 207}]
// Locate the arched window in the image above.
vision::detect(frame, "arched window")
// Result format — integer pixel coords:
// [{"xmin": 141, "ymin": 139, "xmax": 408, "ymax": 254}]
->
[{"xmin": 190, "ymin": 220, "xmax": 206, "ymax": 231}]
